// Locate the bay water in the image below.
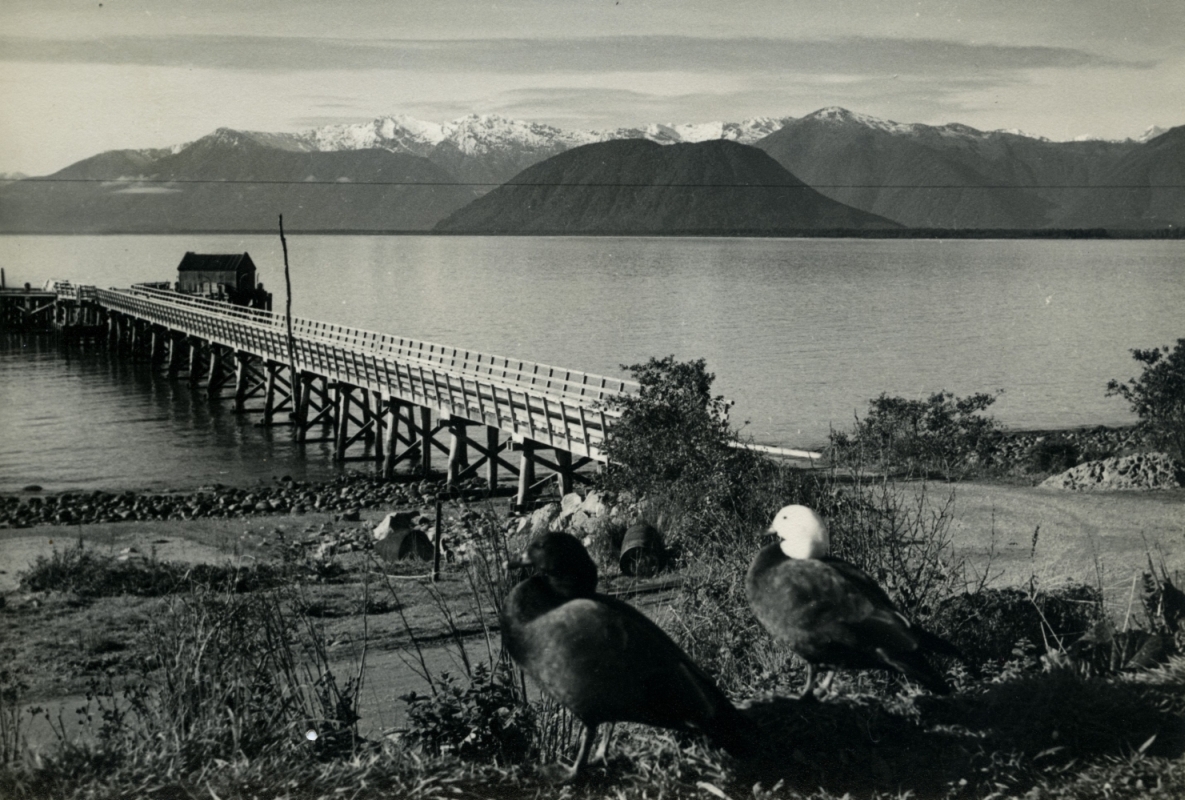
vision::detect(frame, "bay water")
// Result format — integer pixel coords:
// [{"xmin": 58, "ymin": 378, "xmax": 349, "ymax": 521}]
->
[{"xmin": 1, "ymin": 235, "xmax": 1181, "ymax": 492}]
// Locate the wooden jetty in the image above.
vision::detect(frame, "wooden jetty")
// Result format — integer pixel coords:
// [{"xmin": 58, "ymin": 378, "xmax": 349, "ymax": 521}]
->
[
  {"xmin": 0, "ymin": 279, "xmax": 105, "ymax": 334},
  {"xmin": 94, "ymin": 284, "xmax": 638, "ymax": 507},
  {"xmin": 5, "ymin": 276, "xmax": 821, "ymax": 503}
]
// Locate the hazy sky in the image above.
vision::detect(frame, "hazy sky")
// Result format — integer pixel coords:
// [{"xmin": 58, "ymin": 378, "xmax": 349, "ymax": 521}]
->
[{"xmin": 1, "ymin": 0, "xmax": 1181, "ymax": 175}]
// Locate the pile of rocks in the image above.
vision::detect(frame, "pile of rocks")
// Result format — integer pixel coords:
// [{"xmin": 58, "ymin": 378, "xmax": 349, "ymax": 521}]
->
[
  {"xmin": 0, "ymin": 472, "xmax": 491, "ymax": 529},
  {"xmin": 1041, "ymin": 452, "xmax": 1184, "ymax": 491},
  {"xmin": 513, "ymin": 490, "xmax": 625, "ymax": 541},
  {"xmin": 986, "ymin": 425, "xmax": 1147, "ymax": 474}
]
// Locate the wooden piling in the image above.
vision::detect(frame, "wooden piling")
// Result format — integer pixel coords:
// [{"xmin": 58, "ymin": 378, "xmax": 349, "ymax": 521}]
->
[
  {"xmin": 295, "ymin": 372, "xmax": 313, "ymax": 441},
  {"xmin": 419, "ymin": 406, "xmax": 432, "ymax": 474},
  {"xmin": 446, "ymin": 416, "xmax": 471, "ymax": 486},
  {"xmin": 263, "ymin": 362, "xmax": 279, "ymax": 424},
  {"xmin": 382, "ymin": 398, "xmax": 399, "ymax": 478},
  {"xmin": 432, "ymin": 496, "xmax": 443, "ymax": 582},
  {"xmin": 555, "ymin": 449, "xmax": 574, "ymax": 495},
  {"xmin": 333, "ymin": 382, "xmax": 349, "ymax": 460},
  {"xmin": 516, "ymin": 439, "xmax": 535, "ymax": 510},
  {"xmin": 233, "ymin": 352, "xmax": 251, "ymax": 412},
  {"xmin": 486, "ymin": 426, "xmax": 500, "ymax": 489},
  {"xmin": 206, "ymin": 346, "xmax": 223, "ymax": 399},
  {"xmin": 166, "ymin": 333, "xmax": 184, "ymax": 377},
  {"xmin": 188, "ymin": 339, "xmax": 203, "ymax": 386}
]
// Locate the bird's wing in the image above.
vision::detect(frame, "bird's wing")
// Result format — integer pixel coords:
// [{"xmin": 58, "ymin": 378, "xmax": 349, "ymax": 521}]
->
[
  {"xmin": 755, "ymin": 558, "xmax": 919, "ymax": 653},
  {"xmin": 821, "ymin": 557, "xmax": 964, "ymax": 660},
  {"xmin": 818, "ymin": 559, "xmax": 924, "ymax": 652},
  {"xmin": 821, "ymin": 558, "xmax": 903, "ymax": 615},
  {"xmin": 596, "ymin": 595, "xmax": 730, "ymax": 716}
]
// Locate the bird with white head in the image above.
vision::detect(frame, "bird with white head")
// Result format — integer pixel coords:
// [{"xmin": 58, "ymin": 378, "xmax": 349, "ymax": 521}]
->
[{"xmin": 747, "ymin": 504, "xmax": 968, "ymax": 699}]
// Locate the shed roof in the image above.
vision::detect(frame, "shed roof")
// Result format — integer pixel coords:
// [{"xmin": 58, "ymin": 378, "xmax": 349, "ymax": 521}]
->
[{"xmin": 177, "ymin": 252, "xmax": 256, "ymax": 273}]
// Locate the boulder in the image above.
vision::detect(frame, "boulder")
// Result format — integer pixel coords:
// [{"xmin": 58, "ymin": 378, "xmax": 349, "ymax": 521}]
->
[
  {"xmin": 527, "ymin": 502, "xmax": 561, "ymax": 535},
  {"xmin": 560, "ymin": 492, "xmax": 584, "ymax": 517},
  {"xmin": 579, "ymin": 491, "xmax": 609, "ymax": 517}
]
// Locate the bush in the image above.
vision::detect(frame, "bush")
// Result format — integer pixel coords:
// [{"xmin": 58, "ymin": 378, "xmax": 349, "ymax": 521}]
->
[
  {"xmin": 829, "ymin": 390, "xmax": 1003, "ymax": 480},
  {"xmin": 400, "ymin": 663, "xmax": 534, "ymax": 763},
  {"xmin": 1107, "ymin": 338, "xmax": 1185, "ymax": 462},
  {"xmin": 1026, "ymin": 438, "xmax": 1081, "ymax": 474},
  {"xmin": 598, "ymin": 356, "xmax": 816, "ymax": 559},
  {"xmin": 40, "ymin": 584, "xmax": 363, "ymax": 773},
  {"xmin": 17, "ymin": 539, "xmax": 289, "ymax": 597},
  {"xmin": 599, "ymin": 356, "xmax": 739, "ymax": 498},
  {"xmin": 820, "ymin": 479, "xmax": 967, "ymax": 624},
  {"xmin": 931, "ymin": 584, "xmax": 1104, "ymax": 667}
]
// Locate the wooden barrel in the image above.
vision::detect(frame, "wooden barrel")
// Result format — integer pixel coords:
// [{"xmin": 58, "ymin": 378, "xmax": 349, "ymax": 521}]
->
[{"xmin": 619, "ymin": 522, "xmax": 665, "ymax": 577}]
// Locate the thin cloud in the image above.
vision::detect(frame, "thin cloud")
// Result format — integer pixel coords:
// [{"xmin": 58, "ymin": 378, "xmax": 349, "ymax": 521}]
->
[
  {"xmin": 482, "ymin": 75, "xmax": 1022, "ymax": 129},
  {"xmin": 0, "ymin": 34, "xmax": 1152, "ymax": 75}
]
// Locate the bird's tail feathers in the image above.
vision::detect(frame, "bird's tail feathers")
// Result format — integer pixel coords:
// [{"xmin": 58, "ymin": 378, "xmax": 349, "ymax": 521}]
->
[
  {"xmin": 878, "ymin": 648, "xmax": 952, "ymax": 695},
  {"xmin": 916, "ymin": 627, "xmax": 965, "ymax": 661},
  {"xmin": 703, "ymin": 702, "xmax": 760, "ymax": 759}
]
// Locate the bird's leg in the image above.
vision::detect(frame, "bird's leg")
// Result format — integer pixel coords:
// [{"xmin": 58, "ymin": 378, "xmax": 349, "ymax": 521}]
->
[
  {"xmin": 542, "ymin": 723, "xmax": 597, "ymax": 784},
  {"xmin": 797, "ymin": 663, "xmax": 819, "ymax": 701},
  {"xmin": 592, "ymin": 722, "xmax": 615, "ymax": 764},
  {"xmin": 568, "ymin": 725, "xmax": 597, "ymax": 782}
]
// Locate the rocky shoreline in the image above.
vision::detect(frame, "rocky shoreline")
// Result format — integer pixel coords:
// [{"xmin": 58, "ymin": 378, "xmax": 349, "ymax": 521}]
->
[
  {"xmin": 0, "ymin": 424, "xmax": 1171, "ymax": 530},
  {"xmin": 0, "ymin": 473, "xmax": 495, "ymax": 530}
]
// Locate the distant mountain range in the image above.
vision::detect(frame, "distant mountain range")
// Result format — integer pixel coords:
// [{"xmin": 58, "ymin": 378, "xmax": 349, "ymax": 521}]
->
[
  {"xmin": 753, "ymin": 108, "xmax": 1178, "ymax": 229},
  {"xmin": 0, "ymin": 129, "xmax": 478, "ymax": 233},
  {"xmin": 0, "ymin": 109, "xmax": 1180, "ymax": 233}
]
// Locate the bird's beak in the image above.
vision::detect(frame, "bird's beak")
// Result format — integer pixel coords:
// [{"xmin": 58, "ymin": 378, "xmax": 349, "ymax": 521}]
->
[{"xmin": 507, "ymin": 550, "xmax": 532, "ymax": 569}]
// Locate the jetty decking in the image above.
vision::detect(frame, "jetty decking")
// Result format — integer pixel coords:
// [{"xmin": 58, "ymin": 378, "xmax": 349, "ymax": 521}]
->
[{"xmin": 94, "ymin": 285, "xmax": 638, "ymax": 506}]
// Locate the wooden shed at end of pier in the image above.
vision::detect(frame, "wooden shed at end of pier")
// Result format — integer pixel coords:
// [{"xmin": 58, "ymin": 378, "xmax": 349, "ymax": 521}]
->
[
  {"xmin": 176, "ymin": 252, "xmax": 257, "ymax": 296},
  {"xmin": 175, "ymin": 251, "xmax": 270, "ymax": 309}
]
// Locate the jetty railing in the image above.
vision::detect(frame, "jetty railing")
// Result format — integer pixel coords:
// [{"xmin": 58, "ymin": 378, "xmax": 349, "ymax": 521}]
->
[{"xmin": 97, "ymin": 285, "xmax": 638, "ymax": 462}]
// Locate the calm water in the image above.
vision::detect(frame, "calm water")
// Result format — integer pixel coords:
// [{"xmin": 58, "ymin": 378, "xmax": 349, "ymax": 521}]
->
[{"xmin": 1, "ymin": 235, "xmax": 1182, "ymax": 492}]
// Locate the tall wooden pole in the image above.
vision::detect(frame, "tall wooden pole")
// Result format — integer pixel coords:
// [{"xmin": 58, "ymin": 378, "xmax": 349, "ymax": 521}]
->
[
  {"xmin": 432, "ymin": 496, "xmax": 443, "ymax": 582},
  {"xmin": 279, "ymin": 215, "xmax": 301, "ymax": 415}
]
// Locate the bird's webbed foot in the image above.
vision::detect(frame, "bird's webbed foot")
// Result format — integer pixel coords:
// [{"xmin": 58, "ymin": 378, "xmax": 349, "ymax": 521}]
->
[{"xmin": 539, "ymin": 763, "xmax": 583, "ymax": 785}]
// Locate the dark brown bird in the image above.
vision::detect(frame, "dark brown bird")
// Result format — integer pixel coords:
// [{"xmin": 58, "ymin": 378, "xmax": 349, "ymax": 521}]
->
[
  {"xmin": 746, "ymin": 505, "xmax": 964, "ymax": 698},
  {"xmin": 502, "ymin": 532, "xmax": 755, "ymax": 781}
]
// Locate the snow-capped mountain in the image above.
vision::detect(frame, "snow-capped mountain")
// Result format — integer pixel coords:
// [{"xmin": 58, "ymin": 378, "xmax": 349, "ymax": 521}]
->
[
  {"xmin": 46, "ymin": 107, "xmax": 1169, "ymax": 191},
  {"xmin": 3, "ymin": 106, "xmax": 1177, "ymax": 233},
  {"xmin": 301, "ymin": 112, "xmax": 794, "ymax": 155},
  {"xmin": 289, "ymin": 112, "xmax": 799, "ymax": 185},
  {"xmin": 591, "ymin": 116, "xmax": 796, "ymax": 145},
  {"xmin": 303, "ymin": 113, "xmax": 597, "ymax": 158},
  {"xmin": 1138, "ymin": 125, "xmax": 1168, "ymax": 143},
  {"xmin": 803, "ymin": 106, "xmax": 1053, "ymax": 142}
]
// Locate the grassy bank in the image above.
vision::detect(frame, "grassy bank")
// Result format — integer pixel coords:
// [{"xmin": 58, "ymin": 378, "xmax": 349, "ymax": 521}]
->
[
  {"xmin": 3, "ymin": 352, "xmax": 1184, "ymax": 798},
  {"xmin": 1, "ymin": 467, "xmax": 1183, "ymax": 799}
]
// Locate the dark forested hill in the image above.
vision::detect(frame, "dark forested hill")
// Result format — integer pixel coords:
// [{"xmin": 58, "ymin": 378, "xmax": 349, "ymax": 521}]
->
[{"xmin": 434, "ymin": 138, "xmax": 897, "ymax": 234}]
